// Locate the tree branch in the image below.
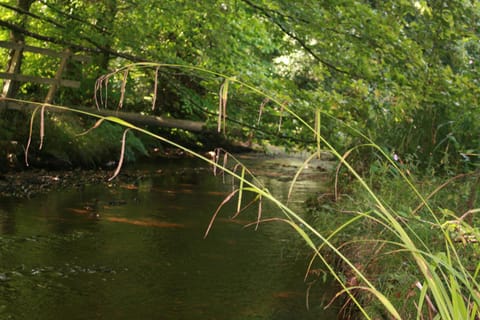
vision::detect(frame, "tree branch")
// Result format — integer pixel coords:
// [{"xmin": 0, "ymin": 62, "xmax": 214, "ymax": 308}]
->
[
  {"xmin": 0, "ymin": 19, "xmax": 145, "ymax": 62},
  {"xmin": 0, "ymin": 2, "xmax": 64, "ymax": 29},
  {"xmin": 37, "ymin": 0, "xmax": 112, "ymax": 35},
  {"xmin": 240, "ymin": 0, "xmax": 355, "ymax": 77}
]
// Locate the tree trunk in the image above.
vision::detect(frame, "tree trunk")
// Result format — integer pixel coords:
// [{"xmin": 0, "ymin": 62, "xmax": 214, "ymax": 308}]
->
[{"xmin": 0, "ymin": 98, "xmax": 206, "ymax": 132}]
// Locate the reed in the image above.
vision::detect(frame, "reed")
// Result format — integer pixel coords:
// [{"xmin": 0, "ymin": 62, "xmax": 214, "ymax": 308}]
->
[{"xmin": 5, "ymin": 62, "xmax": 478, "ymax": 319}]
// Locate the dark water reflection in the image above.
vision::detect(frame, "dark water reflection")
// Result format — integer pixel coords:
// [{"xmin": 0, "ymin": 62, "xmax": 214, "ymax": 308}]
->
[{"xmin": 0, "ymin": 155, "xmax": 337, "ymax": 319}]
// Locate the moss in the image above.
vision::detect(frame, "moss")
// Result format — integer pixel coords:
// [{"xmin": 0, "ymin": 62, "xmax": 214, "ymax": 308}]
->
[{"xmin": 26, "ymin": 113, "xmax": 148, "ymax": 168}]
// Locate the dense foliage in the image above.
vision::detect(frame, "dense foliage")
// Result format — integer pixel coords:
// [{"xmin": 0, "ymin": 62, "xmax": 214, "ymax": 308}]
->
[{"xmin": 0, "ymin": 0, "xmax": 479, "ymax": 171}]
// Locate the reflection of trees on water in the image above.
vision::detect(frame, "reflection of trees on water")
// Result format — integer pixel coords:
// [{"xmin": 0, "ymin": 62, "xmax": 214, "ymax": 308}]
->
[{"xmin": 0, "ymin": 200, "xmax": 17, "ymax": 235}]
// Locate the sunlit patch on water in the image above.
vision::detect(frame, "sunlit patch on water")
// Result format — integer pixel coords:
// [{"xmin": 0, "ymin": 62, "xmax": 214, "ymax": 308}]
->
[
  {"xmin": 103, "ymin": 216, "xmax": 184, "ymax": 228},
  {"xmin": 272, "ymin": 290, "xmax": 305, "ymax": 299}
]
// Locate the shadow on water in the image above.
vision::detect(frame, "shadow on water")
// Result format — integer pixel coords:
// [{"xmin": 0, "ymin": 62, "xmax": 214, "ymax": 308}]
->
[{"xmin": 0, "ymin": 154, "xmax": 339, "ymax": 319}]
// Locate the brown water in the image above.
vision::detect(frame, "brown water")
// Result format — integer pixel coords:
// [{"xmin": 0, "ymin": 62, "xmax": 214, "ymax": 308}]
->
[{"xmin": 0, "ymin": 155, "xmax": 337, "ymax": 319}]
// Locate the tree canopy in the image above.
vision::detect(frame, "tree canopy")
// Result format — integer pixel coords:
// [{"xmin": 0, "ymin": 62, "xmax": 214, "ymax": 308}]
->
[{"xmin": 0, "ymin": 0, "xmax": 479, "ymax": 170}]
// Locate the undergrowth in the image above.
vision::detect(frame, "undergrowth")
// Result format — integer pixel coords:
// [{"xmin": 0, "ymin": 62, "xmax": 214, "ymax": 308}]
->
[{"xmin": 308, "ymin": 169, "xmax": 480, "ymax": 319}]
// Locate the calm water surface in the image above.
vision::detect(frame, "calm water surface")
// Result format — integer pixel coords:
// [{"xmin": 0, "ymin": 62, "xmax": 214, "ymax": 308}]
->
[{"xmin": 0, "ymin": 155, "xmax": 337, "ymax": 319}]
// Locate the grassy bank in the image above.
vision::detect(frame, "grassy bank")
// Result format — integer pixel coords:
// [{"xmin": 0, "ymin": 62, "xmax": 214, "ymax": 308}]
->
[{"xmin": 305, "ymin": 166, "xmax": 480, "ymax": 319}]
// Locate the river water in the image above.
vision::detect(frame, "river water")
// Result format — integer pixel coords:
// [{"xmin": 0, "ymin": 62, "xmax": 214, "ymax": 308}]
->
[{"xmin": 0, "ymin": 154, "xmax": 338, "ymax": 319}]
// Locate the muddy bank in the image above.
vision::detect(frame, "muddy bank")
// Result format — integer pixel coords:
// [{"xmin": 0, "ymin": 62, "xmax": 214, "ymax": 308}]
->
[
  {"xmin": 0, "ymin": 147, "xmax": 212, "ymax": 198},
  {"xmin": 0, "ymin": 168, "xmax": 120, "ymax": 198},
  {"xmin": 0, "ymin": 146, "xmax": 334, "ymax": 199}
]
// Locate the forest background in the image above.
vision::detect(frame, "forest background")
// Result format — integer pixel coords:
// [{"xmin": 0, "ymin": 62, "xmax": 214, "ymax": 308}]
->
[{"xmin": 0, "ymin": 0, "xmax": 478, "ymax": 171}]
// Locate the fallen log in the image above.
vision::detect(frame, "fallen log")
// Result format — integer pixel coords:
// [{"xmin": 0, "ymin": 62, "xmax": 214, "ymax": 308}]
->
[{"xmin": 0, "ymin": 98, "xmax": 206, "ymax": 132}]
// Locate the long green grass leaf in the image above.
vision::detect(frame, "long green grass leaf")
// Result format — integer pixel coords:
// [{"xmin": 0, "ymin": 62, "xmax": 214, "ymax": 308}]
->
[{"xmin": 237, "ymin": 167, "xmax": 245, "ymax": 213}]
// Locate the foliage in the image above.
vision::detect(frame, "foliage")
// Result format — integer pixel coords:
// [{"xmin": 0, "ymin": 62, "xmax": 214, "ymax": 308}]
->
[
  {"xmin": 310, "ymin": 169, "xmax": 480, "ymax": 319},
  {"xmin": 236, "ymin": 0, "xmax": 480, "ymax": 170},
  {"xmin": 26, "ymin": 112, "xmax": 148, "ymax": 168},
  {"xmin": 1, "ymin": 0, "xmax": 478, "ymax": 171}
]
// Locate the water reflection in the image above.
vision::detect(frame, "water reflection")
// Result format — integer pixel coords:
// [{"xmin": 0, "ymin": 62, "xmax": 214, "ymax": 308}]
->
[{"xmin": 0, "ymin": 156, "xmax": 337, "ymax": 319}]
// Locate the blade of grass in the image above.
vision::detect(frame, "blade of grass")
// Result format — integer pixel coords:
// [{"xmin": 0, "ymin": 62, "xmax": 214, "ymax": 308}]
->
[{"xmin": 237, "ymin": 167, "xmax": 245, "ymax": 213}]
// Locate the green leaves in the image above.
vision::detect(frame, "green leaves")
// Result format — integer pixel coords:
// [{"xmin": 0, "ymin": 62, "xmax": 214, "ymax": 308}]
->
[{"xmin": 1, "ymin": 0, "xmax": 478, "ymax": 170}]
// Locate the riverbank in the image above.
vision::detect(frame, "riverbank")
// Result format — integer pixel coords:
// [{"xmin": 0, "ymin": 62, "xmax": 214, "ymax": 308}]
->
[
  {"xmin": 306, "ymin": 170, "xmax": 480, "ymax": 318},
  {"xmin": 0, "ymin": 168, "xmax": 113, "ymax": 198},
  {"xmin": 0, "ymin": 143, "xmax": 333, "ymax": 199},
  {"xmin": 0, "ymin": 145, "xmax": 215, "ymax": 198}
]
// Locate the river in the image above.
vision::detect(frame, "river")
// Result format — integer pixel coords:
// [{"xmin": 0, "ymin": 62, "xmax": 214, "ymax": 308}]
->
[{"xmin": 0, "ymin": 153, "xmax": 338, "ymax": 319}]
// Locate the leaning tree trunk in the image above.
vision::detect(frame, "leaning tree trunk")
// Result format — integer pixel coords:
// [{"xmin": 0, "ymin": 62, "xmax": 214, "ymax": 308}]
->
[{"xmin": 1, "ymin": 0, "xmax": 36, "ymax": 99}]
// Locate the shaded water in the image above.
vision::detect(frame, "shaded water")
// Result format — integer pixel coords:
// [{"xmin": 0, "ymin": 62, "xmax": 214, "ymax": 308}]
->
[{"xmin": 0, "ymin": 154, "xmax": 337, "ymax": 319}]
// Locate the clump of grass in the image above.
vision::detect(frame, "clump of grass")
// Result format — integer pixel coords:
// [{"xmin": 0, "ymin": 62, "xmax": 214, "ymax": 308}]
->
[{"xmin": 309, "ymin": 165, "xmax": 480, "ymax": 318}]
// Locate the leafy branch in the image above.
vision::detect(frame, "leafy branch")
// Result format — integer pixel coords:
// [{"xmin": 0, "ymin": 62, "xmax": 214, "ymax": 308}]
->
[{"xmin": 239, "ymin": 0, "xmax": 358, "ymax": 78}]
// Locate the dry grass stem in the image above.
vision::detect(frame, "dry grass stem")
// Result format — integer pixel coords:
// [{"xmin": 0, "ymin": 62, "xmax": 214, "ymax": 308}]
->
[
  {"xmin": 255, "ymin": 195, "xmax": 263, "ymax": 230},
  {"xmin": 212, "ymin": 148, "xmax": 221, "ymax": 176},
  {"xmin": 412, "ymin": 173, "xmax": 474, "ymax": 215},
  {"xmin": 152, "ymin": 67, "xmax": 159, "ymax": 111},
  {"xmin": 94, "ymin": 76, "xmax": 102, "ymax": 110},
  {"xmin": 118, "ymin": 69, "xmax": 129, "ymax": 110},
  {"xmin": 204, "ymin": 189, "xmax": 239, "ymax": 238},
  {"xmin": 39, "ymin": 104, "xmax": 46, "ymax": 150},
  {"xmin": 108, "ymin": 128, "xmax": 130, "ymax": 181},
  {"xmin": 218, "ymin": 79, "xmax": 229, "ymax": 133},
  {"xmin": 231, "ymin": 196, "xmax": 260, "ymax": 220},
  {"xmin": 257, "ymin": 97, "xmax": 269, "ymax": 125},
  {"xmin": 76, "ymin": 118, "xmax": 105, "ymax": 136},
  {"xmin": 415, "ymin": 281, "xmax": 438, "ymax": 318},
  {"xmin": 222, "ymin": 151, "xmax": 228, "ymax": 183},
  {"xmin": 24, "ymin": 106, "xmax": 39, "ymax": 166}
]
